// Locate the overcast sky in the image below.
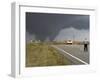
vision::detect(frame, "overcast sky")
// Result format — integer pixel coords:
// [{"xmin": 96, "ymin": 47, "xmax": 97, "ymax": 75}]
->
[{"xmin": 26, "ymin": 12, "xmax": 89, "ymax": 42}]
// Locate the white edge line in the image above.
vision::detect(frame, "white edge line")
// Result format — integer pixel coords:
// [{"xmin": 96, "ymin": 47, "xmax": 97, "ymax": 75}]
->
[{"xmin": 52, "ymin": 45, "xmax": 88, "ymax": 65}]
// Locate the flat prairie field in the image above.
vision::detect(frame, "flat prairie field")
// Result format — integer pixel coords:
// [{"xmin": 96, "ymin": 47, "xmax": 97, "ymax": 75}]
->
[{"xmin": 26, "ymin": 43, "xmax": 74, "ymax": 67}]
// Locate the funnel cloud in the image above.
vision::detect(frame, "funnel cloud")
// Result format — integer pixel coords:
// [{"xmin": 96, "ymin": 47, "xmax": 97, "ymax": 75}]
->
[{"xmin": 26, "ymin": 12, "xmax": 89, "ymax": 42}]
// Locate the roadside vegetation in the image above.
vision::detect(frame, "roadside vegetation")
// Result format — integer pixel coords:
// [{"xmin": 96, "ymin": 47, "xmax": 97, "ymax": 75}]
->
[{"xmin": 26, "ymin": 42, "xmax": 73, "ymax": 67}]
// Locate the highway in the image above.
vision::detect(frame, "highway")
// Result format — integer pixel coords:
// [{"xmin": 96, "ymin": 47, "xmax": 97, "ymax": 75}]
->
[{"xmin": 51, "ymin": 44, "xmax": 89, "ymax": 65}]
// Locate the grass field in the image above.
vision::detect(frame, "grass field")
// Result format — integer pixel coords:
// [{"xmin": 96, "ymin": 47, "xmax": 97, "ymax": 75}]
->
[{"xmin": 26, "ymin": 43, "xmax": 74, "ymax": 67}]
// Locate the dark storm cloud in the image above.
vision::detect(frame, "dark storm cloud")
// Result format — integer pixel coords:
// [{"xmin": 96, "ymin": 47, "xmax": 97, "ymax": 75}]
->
[{"xmin": 26, "ymin": 12, "xmax": 89, "ymax": 41}]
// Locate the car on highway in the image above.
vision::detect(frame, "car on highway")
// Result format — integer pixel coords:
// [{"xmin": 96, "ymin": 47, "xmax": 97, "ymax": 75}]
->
[{"xmin": 66, "ymin": 40, "xmax": 73, "ymax": 44}]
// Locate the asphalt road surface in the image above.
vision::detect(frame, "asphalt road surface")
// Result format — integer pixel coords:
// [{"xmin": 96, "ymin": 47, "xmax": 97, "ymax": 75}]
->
[{"xmin": 51, "ymin": 45, "xmax": 89, "ymax": 65}]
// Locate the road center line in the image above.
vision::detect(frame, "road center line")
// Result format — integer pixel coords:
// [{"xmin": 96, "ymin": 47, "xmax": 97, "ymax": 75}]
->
[{"xmin": 51, "ymin": 45, "xmax": 88, "ymax": 65}]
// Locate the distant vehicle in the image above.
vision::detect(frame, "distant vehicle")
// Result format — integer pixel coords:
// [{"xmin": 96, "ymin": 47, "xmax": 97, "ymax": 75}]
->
[{"xmin": 66, "ymin": 40, "xmax": 73, "ymax": 44}]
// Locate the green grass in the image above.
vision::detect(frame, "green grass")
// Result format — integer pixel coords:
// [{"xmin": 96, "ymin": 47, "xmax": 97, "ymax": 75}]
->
[{"xmin": 26, "ymin": 43, "xmax": 74, "ymax": 67}]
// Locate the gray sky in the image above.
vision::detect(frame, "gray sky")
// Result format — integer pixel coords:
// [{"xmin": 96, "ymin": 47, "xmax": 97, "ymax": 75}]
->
[{"xmin": 26, "ymin": 12, "xmax": 89, "ymax": 42}]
